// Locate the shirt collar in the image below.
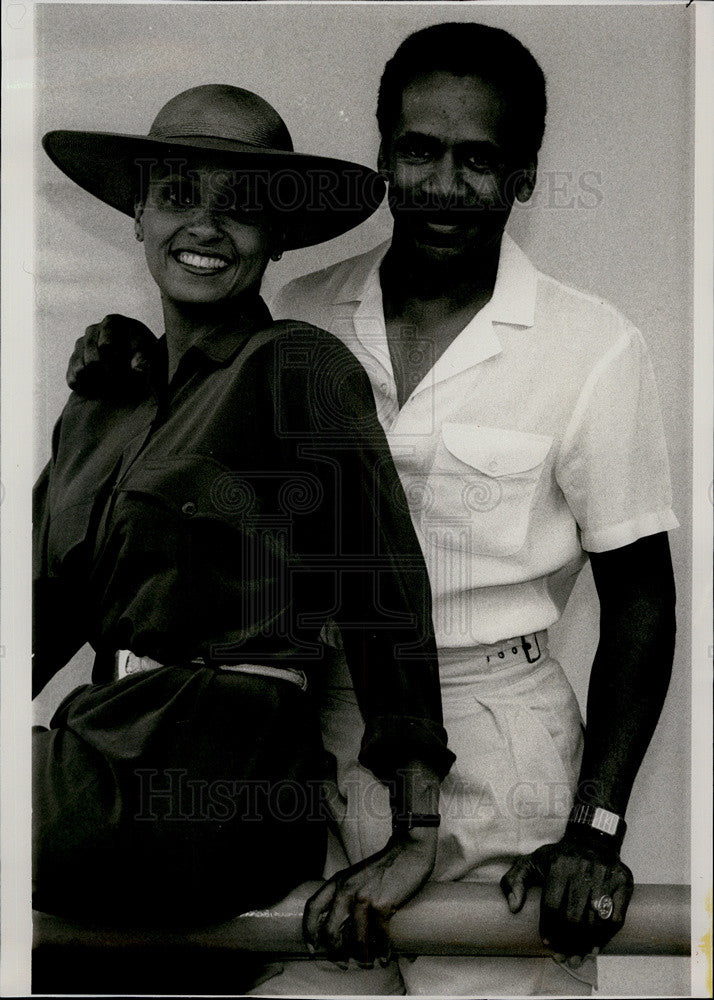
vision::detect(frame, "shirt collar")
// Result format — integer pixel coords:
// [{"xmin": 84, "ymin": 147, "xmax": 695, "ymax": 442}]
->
[
  {"xmin": 420, "ymin": 233, "xmax": 538, "ymax": 389},
  {"xmin": 327, "ymin": 230, "xmax": 539, "ymax": 396},
  {"xmin": 191, "ymin": 296, "xmax": 274, "ymax": 365},
  {"xmin": 334, "ymin": 240, "xmax": 392, "ymax": 305},
  {"xmin": 330, "ymin": 231, "xmax": 537, "ymax": 328},
  {"xmin": 487, "ymin": 232, "xmax": 537, "ymax": 329}
]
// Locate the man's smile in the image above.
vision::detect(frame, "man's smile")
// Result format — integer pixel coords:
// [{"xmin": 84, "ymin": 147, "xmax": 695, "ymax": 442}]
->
[
  {"xmin": 412, "ymin": 218, "xmax": 477, "ymax": 249},
  {"xmin": 422, "ymin": 221, "xmax": 463, "ymax": 233}
]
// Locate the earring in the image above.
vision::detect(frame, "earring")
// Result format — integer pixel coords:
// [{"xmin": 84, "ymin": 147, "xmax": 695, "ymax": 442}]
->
[{"xmin": 271, "ymin": 250, "xmax": 283, "ymax": 261}]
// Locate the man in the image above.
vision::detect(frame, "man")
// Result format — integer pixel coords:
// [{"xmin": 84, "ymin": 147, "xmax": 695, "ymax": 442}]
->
[{"xmin": 65, "ymin": 22, "xmax": 677, "ymax": 996}]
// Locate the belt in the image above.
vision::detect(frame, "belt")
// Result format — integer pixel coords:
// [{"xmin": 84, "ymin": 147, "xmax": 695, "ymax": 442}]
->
[
  {"xmin": 114, "ymin": 650, "xmax": 309, "ymax": 692},
  {"xmin": 437, "ymin": 631, "xmax": 546, "ymax": 679},
  {"xmin": 483, "ymin": 632, "xmax": 543, "ymax": 666}
]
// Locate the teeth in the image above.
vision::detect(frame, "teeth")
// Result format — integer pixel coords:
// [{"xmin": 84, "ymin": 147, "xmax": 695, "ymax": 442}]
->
[{"xmin": 176, "ymin": 251, "xmax": 230, "ymax": 270}]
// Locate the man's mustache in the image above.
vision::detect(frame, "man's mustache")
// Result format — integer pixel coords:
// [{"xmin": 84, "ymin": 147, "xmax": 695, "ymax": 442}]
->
[{"xmin": 386, "ymin": 190, "xmax": 507, "ymax": 218}]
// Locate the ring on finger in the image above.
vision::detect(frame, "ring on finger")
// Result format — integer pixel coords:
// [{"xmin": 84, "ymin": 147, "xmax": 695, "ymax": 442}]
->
[{"xmin": 591, "ymin": 894, "xmax": 614, "ymax": 920}]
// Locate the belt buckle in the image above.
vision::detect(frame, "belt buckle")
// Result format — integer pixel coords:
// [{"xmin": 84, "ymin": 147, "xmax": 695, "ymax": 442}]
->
[
  {"xmin": 115, "ymin": 649, "xmax": 162, "ymax": 680},
  {"xmin": 291, "ymin": 668, "xmax": 309, "ymax": 693},
  {"xmin": 115, "ymin": 649, "xmax": 130, "ymax": 679},
  {"xmin": 266, "ymin": 665, "xmax": 309, "ymax": 693},
  {"xmin": 521, "ymin": 633, "xmax": 541, "ymax": 664},
  {"xmin": 216, "ymin": 662, "xmax": 309, "ymax": 693}
]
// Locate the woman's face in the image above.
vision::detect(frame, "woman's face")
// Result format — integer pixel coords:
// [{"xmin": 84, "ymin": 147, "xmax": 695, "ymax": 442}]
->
[{"xmin": 135, "ymin": 158, "xmax": 276, "ymax": 307}]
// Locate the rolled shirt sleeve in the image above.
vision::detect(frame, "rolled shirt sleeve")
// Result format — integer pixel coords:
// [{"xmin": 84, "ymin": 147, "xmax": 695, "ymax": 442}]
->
[{"xmin": 555, "ymin": 323, "xmax": 679, "ymax": 553}]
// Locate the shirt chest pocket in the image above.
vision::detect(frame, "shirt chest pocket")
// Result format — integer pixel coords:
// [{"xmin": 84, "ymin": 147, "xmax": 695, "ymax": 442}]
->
[
  {"xmin": 114, "ymin": 455, "xmax": 319, "ymax": 543},
  {"xmin": 115, "ymin": 455, "xmax": 261, "ymax": 533},
  {"xmin": 109, "ymin": 456, "xmax": 269, "ymax": 586},
  {"xmin": 420, "ymin": 423, "xmax": 553, "ymax": 558}
]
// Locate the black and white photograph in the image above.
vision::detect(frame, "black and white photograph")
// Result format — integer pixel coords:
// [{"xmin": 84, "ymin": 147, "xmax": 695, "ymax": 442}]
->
[{"xmin": 1, "ymin": 1, "xmax": 711, "ymax": 996}]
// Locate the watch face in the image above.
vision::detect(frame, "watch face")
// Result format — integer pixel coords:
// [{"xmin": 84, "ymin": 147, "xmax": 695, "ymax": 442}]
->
[{"xmin": 569, "ymin": 804, "xmax": 626, "ymax": 847}]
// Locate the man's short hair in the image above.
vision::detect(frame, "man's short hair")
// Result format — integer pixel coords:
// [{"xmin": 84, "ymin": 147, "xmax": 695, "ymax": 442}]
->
[{"xmin": 377, "ymin": 22, "xmax": 547, "ymax": 161}]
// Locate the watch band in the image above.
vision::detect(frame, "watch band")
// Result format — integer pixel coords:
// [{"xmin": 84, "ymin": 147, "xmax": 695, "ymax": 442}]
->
[
  {"xmin": 392, "ymin": 811, "xmax": 441, "ymax": 831},
  {"xmin": 568, "ymin": 803, "xmax": 626, "ymax": 846}
]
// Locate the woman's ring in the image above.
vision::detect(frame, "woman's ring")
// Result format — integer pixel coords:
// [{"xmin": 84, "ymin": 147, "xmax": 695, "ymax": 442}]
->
[{"xmin": 591, "ymin": 894, "xmax": 614, "ymax": 920}]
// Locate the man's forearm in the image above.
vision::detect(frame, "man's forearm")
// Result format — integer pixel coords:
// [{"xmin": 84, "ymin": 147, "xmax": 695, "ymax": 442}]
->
[
  {"xmin": 576, "ymin": 533, "xmax": 676, "ymax": 816},
  {"xmin": 499, "ymin": 538, "xmax": 673, "ymax": 956}
]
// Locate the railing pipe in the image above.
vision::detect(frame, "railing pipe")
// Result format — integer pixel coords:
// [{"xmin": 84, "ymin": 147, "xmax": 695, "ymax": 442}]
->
[{"xmin": 33, "ymin": 882, "xmax": 690, "ymax": 957}]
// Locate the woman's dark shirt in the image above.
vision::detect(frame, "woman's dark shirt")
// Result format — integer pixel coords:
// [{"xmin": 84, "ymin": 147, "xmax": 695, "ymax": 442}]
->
[{"xmin": 33, "ymin": 299, "xmax": 454, "ymax": 782}]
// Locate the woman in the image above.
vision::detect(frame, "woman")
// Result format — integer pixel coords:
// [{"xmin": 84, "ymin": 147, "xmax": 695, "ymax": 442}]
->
[{"xmin": 34, "ymin": 85, "xmax": 454, "ymax": 929}]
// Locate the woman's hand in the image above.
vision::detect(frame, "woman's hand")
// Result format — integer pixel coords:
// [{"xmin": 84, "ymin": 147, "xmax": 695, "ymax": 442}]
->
[
  {"xmin": 303, "ymin": 827, "xmax": 438, "ymax": 967},
  {"xmin": 500, "ymin": 831, "xmax": 634, "ymax": 965},
  {"xmin": 67, "ymin": 314, "xmax": 157, "ymax": 397}
]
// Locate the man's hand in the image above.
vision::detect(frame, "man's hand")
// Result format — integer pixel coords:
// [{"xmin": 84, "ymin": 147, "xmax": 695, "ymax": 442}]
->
[
  {"xmin": 500, "ymin": 831, "xmax": 633, "ymax": 965},
  {"xmin": 67, "ymin": 314, "xmax": 157, "ymax": 398},
  {"xmin": 303, "ymin": 828, "xmax": 437, "ymax": 967}
]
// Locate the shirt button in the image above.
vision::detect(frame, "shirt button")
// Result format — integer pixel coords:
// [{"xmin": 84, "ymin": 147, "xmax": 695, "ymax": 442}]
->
[
  {"xmin": 181, "ymin": 501, "xmax": 197, "ymax": 517},
  {"xmin": 489, "ymin": 460, "xmax": 498, "ymax": 472}
]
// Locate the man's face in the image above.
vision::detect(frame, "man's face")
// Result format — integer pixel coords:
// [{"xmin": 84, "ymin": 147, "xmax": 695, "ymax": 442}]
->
[{"xmin": 380, "ymin": 71, "xmax": 534, "ymax": 260}]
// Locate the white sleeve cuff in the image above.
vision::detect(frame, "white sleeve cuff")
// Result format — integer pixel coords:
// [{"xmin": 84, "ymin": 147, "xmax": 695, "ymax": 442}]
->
[{"xmin": 581, "ymin": 508, "xmax": 680, "ymax": 553}]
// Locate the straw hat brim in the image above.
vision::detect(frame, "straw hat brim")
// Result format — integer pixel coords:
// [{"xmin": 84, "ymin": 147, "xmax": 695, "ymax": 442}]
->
[{"xmin": 42, "ymin": 130, "xmax": 386, "ymax": 250}]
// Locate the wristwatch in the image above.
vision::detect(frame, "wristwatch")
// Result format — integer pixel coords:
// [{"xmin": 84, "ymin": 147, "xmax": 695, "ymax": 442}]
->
[{"xmin": 567, "ymin": 803, "xmax": 627, "ymax": 848}]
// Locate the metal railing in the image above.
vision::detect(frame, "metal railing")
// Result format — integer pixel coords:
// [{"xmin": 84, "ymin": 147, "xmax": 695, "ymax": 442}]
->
[{"xmin": 34, "ymin": 882, "xmax": 690, "ymax": 957}]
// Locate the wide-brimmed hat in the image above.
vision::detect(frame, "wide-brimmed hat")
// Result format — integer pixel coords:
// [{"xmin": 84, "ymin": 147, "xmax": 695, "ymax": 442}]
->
[{"xmin": 42, "ymin": 85, "xmax": 385, "ymax": 250}]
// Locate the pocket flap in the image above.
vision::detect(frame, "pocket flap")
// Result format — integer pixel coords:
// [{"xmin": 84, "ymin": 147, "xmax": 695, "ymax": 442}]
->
[
  {"xmin": 441, "ymin": 423, "xmax": 553, "ymax": 476},
  {"xmin": 118, "ymin": 454, "xmax": 245, "ymax": 525}
]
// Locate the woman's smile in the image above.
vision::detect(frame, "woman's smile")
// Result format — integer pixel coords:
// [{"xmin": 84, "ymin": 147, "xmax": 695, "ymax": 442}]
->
[{"xmin": 171, "ymin": 248, "xmax": 235, "ymax": 276}]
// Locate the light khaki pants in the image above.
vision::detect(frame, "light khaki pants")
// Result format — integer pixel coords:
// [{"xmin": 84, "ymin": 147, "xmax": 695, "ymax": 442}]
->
[{"xmin": 251, "ymin": 635, "xmax": 595, "ymax": 996}]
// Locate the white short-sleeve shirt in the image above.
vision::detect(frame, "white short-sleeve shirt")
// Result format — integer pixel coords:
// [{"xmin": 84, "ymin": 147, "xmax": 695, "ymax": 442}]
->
[{"xmin": 270, "ymin": 234, "xmax": 678, "ymax": 647}]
